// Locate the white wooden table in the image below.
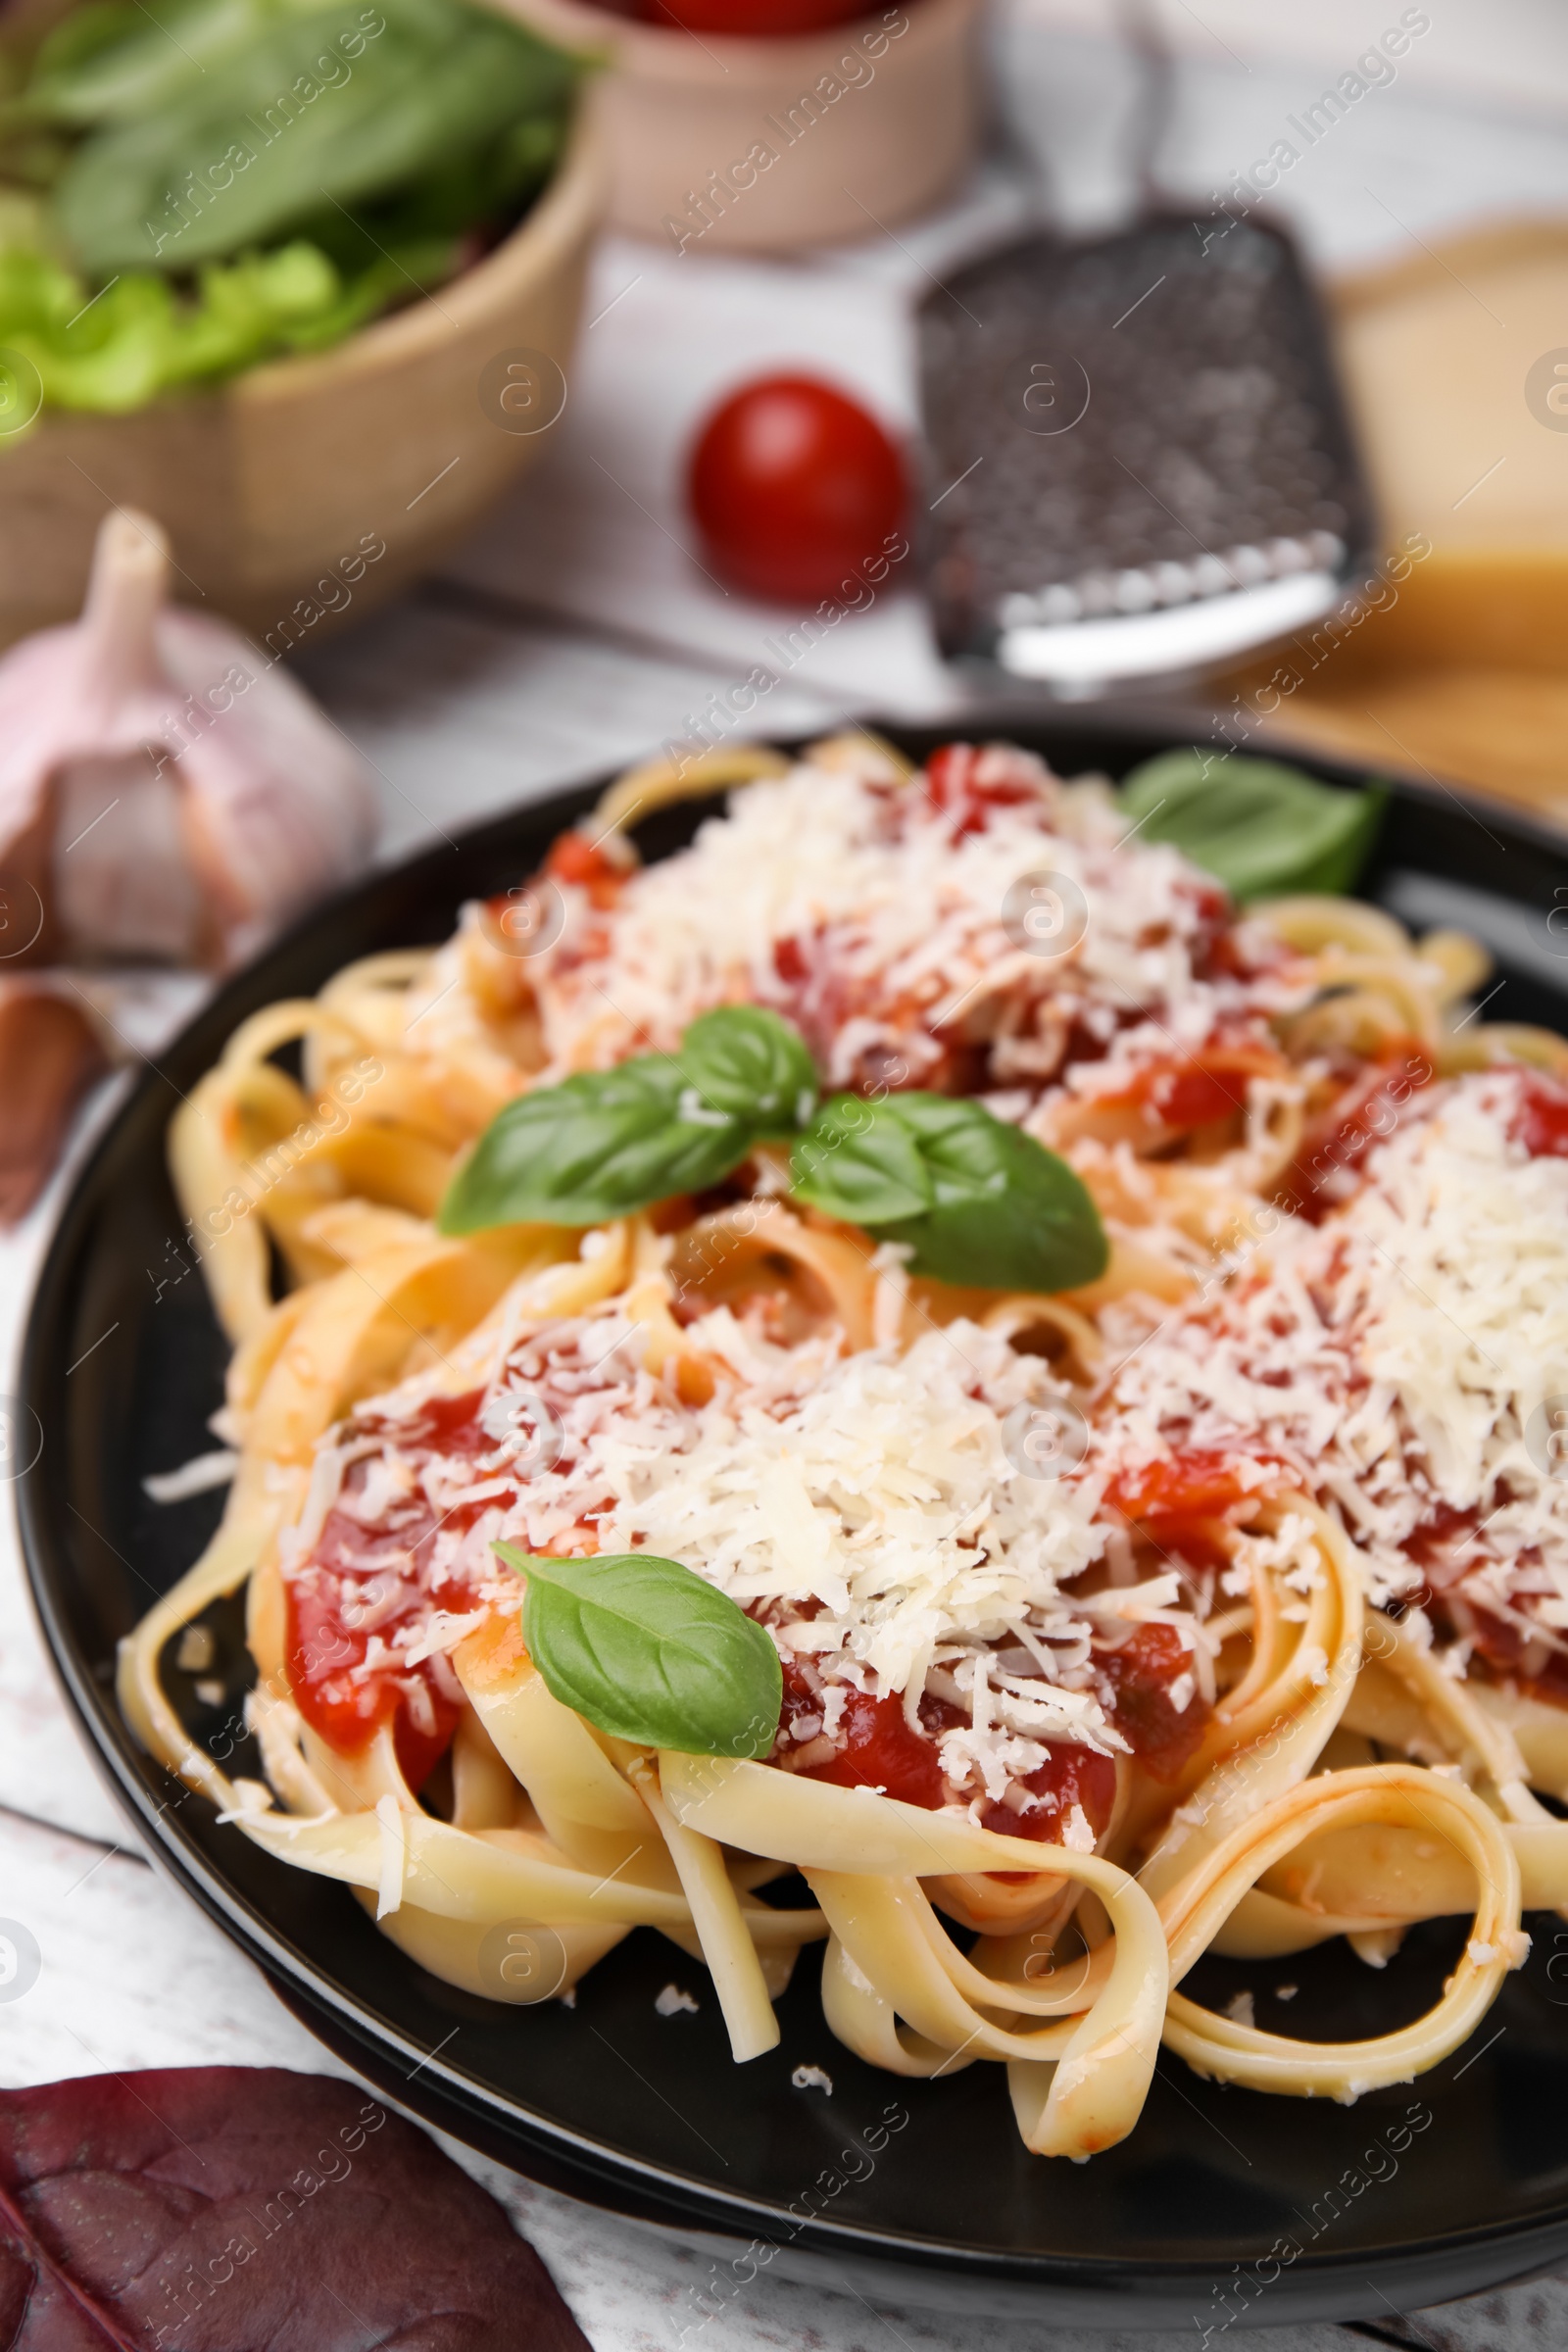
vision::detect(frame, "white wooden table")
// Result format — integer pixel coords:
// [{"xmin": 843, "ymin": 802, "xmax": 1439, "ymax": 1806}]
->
[{"xmin": 4, "ymin": 5, "xmax": 1568, "ymax": 2341}]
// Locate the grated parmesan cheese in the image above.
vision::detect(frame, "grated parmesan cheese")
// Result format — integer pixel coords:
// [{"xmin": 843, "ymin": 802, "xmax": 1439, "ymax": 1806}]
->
[
  {"xmin": 1093, "ymin": 1071, "xmax": 1568, "ymax": 1637},
  {"xmin": 488, "ymin": 754, "xmax": 1299, "ymax": 1105},
  {"xmin": 281, "ymin": 1293, "xmax": 1159, "ymax": 1815},
  {"xmin": 791, "ymin": 2063, "xmax": 834, "ymax": 2092},
  {"xmin": 142, "ymin": 1448, "xmax": 239, "ymax": 1504},
  {"xmin": 482, "ymin": 1308, "xmax": 1127, "ymax": 1788}
]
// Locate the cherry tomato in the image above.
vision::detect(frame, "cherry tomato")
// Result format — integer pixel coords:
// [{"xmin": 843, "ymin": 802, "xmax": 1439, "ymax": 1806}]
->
[
  {"xmin": 646, "ymin": 0, "xmax": 868, "ymax": 27},
  {"xmin": 687, "ymin": 373, "xmax": 906, "ymax": 604}
]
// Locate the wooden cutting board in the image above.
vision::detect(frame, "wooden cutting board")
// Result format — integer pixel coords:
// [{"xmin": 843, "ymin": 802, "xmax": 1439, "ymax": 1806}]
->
[{"xmin": 1213, "ymin": 221, "xmax": 1568, "ymax": 820}]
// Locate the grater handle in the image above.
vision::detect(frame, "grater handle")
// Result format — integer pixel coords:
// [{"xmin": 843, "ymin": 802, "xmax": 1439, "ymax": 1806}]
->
[{"xmin": 1115, "ymin": 0, "xmax": 1179, "ymax": 215}]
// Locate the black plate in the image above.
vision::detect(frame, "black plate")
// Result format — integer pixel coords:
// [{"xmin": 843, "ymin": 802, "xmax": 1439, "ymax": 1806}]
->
[{"xmin": 21, "ymin": 714, "xmax": 1568, "ymax": 2330}]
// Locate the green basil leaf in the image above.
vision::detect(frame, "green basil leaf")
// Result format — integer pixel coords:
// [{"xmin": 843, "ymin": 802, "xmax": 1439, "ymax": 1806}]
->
[
  {"xmin": 875, "ymin": 1097, "xmax": 1108, "ymax": 1291},
  {"xmin": 790, "ymin": 1094, "xmax": 933, "ymax": 1225},
  {"xmin": 499, "ymin": 1544, "xmax": 782, "ymax": 1759},
  {"xmin": 793, "ymin": 1093, "xmax": 1106, "ymax": 1292},
  {"xmin": 1118, "ymin": 751, "xmax": 1387, "ymax": 903},
  {"xmin": 678, "ymin": 1005, "xmax": 817, "ymax": 1135},
  {"xmin": 439, "ymin": 1055, "xmax": 756, "ymax": 1233}
]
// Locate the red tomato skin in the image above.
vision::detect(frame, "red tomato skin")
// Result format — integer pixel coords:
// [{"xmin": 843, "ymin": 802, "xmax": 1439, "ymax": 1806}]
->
[
  {"xmin": 688, "ymin": 374, "xmax": 906, "ymax": 604},
  {"xmin": 646, "ymin": 0, "xmax": 867, "ymax": 27}
]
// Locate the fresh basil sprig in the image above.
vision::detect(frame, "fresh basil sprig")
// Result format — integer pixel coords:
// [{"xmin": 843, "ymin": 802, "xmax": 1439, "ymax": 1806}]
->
[
  {"xmin": 442, "ymin": 1005, "xmax": 1106, "ymax": 1296},
  {"xmin": 791, "ymin": 1093, "xmax": 1107, "ymax": 1292},
  {"xmin": 498, "ymin": 1544, "xmax": 782, "ymax": 1758},
  {"xmin": 439, "ymin": 1005, "xmax": 811, "ymax": 1232},
  {"xmin": 1119, "ymin": 751, "xmax": 1387, "ymax": 903}
]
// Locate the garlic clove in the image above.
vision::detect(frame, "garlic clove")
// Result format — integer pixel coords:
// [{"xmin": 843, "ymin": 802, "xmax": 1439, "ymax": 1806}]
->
[
  {"xmin": 0, "ymin": 511, "xmax": 378, "ymax": 970},
  {"xmin": 0, "ymin": 980, "xmax": 106, "ymax": 1225},
  {"xmin": 54, "ymin": 752, "xmax": 208, "ymax": 962}
]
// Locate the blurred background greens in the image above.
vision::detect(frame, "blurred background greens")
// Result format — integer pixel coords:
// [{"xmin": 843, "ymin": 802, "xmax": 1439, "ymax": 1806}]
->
[{"xmin": 0, "ymin": 0, "xmax": 582, "ymax": 413}]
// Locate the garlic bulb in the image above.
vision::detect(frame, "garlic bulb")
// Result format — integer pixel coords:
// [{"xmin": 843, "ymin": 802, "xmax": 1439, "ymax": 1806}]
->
[{"xmin": 0, "ymin": 511, "xmax": 378, "ymax": 968}]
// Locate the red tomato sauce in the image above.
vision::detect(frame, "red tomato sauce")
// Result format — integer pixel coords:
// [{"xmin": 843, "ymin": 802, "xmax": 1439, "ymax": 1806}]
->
[
  {"xmin": 1125, "ymin": 1060, "xmax": 1250, "ymax": 1130},
  {"xmin": 1470, "ymin": 1619, "xmax": 1568, "ymax": 1707},
  {"xmin": 979, "ymin": 1746, "xmax": 1119, "ymax": 1867},
  {"xmin": 923, "ymin": 743, "xmax": 1043, "ymax": 837},
  {"xmin": 1106, "ymin": 1447, "xmax": 1270, "ymax": 1525},
  {"xmin": 1097, "ymin": 1623, "xmax": 1210, "ymax": 1783},
  {"xmin": 1404, "ymin": 1497, "xmax": 1568, "ymax": 1709},
  {"xmin": 543, "ymin": 831, "xmax": 626, "ymax": 908},
  {"xmin": 1097, "ymin": 1041, "xmax": 1283, "ymax": 1137},
  {"xmin": 1279, "ymin": 1044, "xmax": 1435, "ymax": 1221},
  {"xmin": 1508, "ymin": 1070, "xmax": 1568, "ymax": 1159},
  {"xmin": 777, "ymin": 1658, "xmax": 949, "ymax": 1808},
  {"xmin": 764, "ymin": 935, "xmax": 992, "ymax": 1095},
  {"xmin": 1092, "ymin": 1450, "xmax": 1245, "ymax": 1779},
  {"xmin": 284, "ymin": 1390, "xmax": 510, "ymax": 1791},
  {"xmin": 772, "ymin": 1653, "xmax": 1118, "ymax": 1853},
  {"xmin": 1412, "ymin": 1580, "xmax": 1568, "ymax": 1708},
  {"xmin": 1196, "ymin": 907, "xmax": 1291, "ymax": 982},
  {"xmin": 526, "ymin": 746, "xmax": 1273, "ymax": 1102}
]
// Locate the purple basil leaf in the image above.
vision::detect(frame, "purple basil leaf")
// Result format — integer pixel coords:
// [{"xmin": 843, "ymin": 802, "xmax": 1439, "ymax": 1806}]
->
[{"xmin": 0, "ymin": 2066, "xmax": 590, "ymax": 2351}]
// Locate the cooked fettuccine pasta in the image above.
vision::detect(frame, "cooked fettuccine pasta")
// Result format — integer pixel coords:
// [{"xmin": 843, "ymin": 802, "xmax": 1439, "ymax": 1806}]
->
[{"xmin": 121, "ymin": 734, "xmax": 1568, "ymax": 2156}]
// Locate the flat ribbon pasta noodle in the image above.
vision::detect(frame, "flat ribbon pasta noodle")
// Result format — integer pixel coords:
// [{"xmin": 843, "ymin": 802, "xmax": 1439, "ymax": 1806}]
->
[
  {"xmin": 367, "ymin": 1897, "xmax": 628, "ymax": 2002},
  {"xmin": 659, "ymin": 1754, "xmax": 1167, "ymax": 2157},
  {"xmin": 1132, "ymin": 1498, "xmax": 1364, "ymax": 1901},
  {"xmin": 1472, "ymin": 1683, "xmax": 1568, "ymax": 1803},
  {"xmin": 667, "ymin": 1200, "xmax": 879, "ymax": 1350},
  {"xmin": 1159, "ymin": 1766, "xmax": 1527, "ymax": 2096},
  {"xmin": 1215, "ymin": 1611, "xmax": 1568, "ymax": 1952}
]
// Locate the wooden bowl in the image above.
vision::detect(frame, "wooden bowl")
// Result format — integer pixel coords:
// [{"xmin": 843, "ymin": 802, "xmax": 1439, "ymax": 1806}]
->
[
  {"xmin": 0, "ymin": 102, "xmax": 608, "ymax": 650},
  {"xmin": 502, "ymin": 0, "xmax": 983, "ymax": 252}
]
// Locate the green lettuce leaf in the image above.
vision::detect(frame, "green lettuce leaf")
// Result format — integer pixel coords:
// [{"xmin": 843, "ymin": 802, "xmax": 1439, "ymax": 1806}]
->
[{"xmin": 0, "ymin": 237, "xmax": 451, "ymax": 420}]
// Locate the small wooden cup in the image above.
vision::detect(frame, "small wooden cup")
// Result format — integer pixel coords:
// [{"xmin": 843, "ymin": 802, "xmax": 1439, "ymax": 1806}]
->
[
  {"xmin": 502, "ymin": 0, "xmax": 984, "ymax": 253},
  {"xmin": 0, "ymin": 102, "xmax": 608, "ymax": 649}
]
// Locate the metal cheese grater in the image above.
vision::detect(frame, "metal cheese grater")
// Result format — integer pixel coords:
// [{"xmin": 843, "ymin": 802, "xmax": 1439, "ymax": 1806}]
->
[{"xmin": 917, "ymin": 18, "xmax": 1374, "ymax": 695}]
